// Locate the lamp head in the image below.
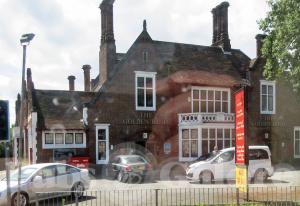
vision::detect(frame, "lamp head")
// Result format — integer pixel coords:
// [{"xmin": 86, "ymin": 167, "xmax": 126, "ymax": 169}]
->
[{"xmin": 20, "ymin": 33, "xmax": 35, "ymax": 45}]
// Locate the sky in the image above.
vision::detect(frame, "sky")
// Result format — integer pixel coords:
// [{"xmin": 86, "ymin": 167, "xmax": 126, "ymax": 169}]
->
[{"xmin": 0, "ymin": 0, "xmax": 269, "ymax": 125}]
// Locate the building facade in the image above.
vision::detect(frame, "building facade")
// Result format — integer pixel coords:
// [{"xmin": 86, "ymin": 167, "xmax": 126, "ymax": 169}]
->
[{"xmin": 15, "ymin": 0, "xmax": 300, "ymax": 176}]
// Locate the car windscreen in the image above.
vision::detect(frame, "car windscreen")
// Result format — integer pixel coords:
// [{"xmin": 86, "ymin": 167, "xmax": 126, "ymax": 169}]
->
[
  {"xmin": 3, "ymin": 167, "xmax": 37, "ymax": 181},
  {"xmin": 205, "ymin": 151, "xmax": 221, "ymax": 161},
  {"xmin": 123, "ymin": 156, "xmax": 146, "ymax": 164}
]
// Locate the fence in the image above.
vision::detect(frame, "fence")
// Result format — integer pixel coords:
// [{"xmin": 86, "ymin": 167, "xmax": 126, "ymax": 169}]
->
[{"xmin": 35, "ymin": 186, "xmax": 300, "ymax": 206}]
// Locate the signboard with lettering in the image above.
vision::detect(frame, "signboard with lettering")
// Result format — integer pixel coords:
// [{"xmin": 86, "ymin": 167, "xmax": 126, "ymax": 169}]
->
[
  {"xmin": 0, "ymin": 100, "xmax": 9, "ymax": 142},
  {"xmin": 236, "ymin": 165, "xmax": 248, "ymax": 192},
  {"xmin": 235, "ymin": 89, "xmax": 248, "ymax": 165},
  {"xmin": 235, "ymin": 88, "xmax": 248, "ymax": 194}
]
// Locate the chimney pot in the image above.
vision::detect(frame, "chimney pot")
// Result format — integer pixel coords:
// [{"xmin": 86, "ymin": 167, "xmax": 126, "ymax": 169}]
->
[
  {"xmin": 68, "ymin": 75, "xmax": 76, "ymax": 91},
  {"xmin": 82, "ymin": 65, "xmax": 91, "ymax": 92}
]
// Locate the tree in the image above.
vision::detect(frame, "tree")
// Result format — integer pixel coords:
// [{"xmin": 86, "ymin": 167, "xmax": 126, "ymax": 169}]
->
[{"xmin": 259, "ymin": 0, "xmax": 300, "ymax": 91}]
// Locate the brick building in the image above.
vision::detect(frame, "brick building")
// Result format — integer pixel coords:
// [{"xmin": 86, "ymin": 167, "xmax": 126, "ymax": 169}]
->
[{"xmin": 15, "ymin": 0, "xmax": 300, "ymax": 176}]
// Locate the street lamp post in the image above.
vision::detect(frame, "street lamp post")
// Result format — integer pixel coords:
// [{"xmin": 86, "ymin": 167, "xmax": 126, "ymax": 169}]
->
[{"xmin": 16, "ymin": 33, "xmax": 35, "ymax": 206}]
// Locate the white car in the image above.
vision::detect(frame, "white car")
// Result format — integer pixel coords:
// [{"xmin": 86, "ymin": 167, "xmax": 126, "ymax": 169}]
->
[
  {"xmin": 0, "ymin": 163, "xmax": 90, "ymax": 206},
  {"xmin": 186, "ymin": 146, "xmax": 274, "ymax": 183}
]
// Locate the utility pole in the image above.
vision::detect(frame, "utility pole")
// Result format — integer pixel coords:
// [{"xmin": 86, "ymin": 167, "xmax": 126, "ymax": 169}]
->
[{"xmin": 17, "ymin": 33, "xmax": 35, "ymax": 206}]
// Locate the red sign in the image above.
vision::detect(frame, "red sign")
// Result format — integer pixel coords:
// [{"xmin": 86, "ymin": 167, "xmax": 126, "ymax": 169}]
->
[
  {"xmin": 235, "ymin": 89, "xmax": 246, "ymax": 165},
  {"xmin": 68, "ymin": 157, "xmax": 89, "ymax": 169}
]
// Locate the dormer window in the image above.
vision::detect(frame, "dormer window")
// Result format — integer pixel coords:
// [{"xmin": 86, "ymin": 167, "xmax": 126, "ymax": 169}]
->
[
  {"xmin": 260, "ymin": 80, "xmax": 276, "ymax": 114},
  {"xmin": 135, "ymin": 71, "xmax": 156, "ymax": 111}
]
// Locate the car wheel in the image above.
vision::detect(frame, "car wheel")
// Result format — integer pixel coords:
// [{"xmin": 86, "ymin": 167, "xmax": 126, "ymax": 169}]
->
[
  {"xmin": 72, "ymin": 182, "xmax": 84, "ymax": 199},
  {"xmin": 129, "ymin": 174, "xmax": 142, "ymax": 184},
  {"xmin": 253, "ymin": 169, "xmax": 267, "ymax": 183},
  {"xmin": 199, "ymin": 171, "xmax": 213, "ymax": 184},
  {"xmin": 11, "ymin": 192, "xmax": 28, "ymax": 206}
]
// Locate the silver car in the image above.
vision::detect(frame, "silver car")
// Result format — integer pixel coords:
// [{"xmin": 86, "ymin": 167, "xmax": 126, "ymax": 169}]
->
[{"xmin": 0, "ymin": 163, "xmax": 90, "ymax": 206}]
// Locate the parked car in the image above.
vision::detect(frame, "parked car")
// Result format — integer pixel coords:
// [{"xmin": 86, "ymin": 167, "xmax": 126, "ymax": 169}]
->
[
  {"xmin": 186, "ymin": 146, "xmax": 274, "ymax": 184},
  {"xmin": 111, "ymin": 155, "xmax": 152, "ymax": 183},
  {"xmin": 0, "ymin": 163, "xmax": 90, "ymax": 206}
]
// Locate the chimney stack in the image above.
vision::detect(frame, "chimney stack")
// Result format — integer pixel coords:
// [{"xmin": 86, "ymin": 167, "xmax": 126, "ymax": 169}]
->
[
  {"xmin": 255, "ymin": 34, "xmax": 267, "ymax": 57},
  {"xmin": 26, "ymin": 68, "xmax": 33, "ymax": 91},
  {"xmin": 99, "ymin": 0, "xmax": 116, "ymax": 87},
  {"xmin": 82, "ymin": 65, "xmax": 91, "ymax": 92},
  {"xmin": 68, "ymin": 75, "xmax": 76, "ymax": 91},
  {"xmin": 211, "ymin": 2, "xmax": 231, "ymax": 51}
]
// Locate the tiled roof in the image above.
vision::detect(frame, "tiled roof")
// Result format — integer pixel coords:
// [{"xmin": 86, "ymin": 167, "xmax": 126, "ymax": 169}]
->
[
  {"xmin": 153, "ymin": 40, "xmax": 250, "ymax": 78},
  {"xmin": 33, "ymin": 90, "xmax": 95, "ymax": 129}
]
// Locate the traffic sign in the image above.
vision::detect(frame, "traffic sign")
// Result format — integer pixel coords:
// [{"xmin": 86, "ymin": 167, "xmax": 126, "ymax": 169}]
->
[{"xmin": 0, "ymin": 100, "xmax": 9, "ymax": 141}]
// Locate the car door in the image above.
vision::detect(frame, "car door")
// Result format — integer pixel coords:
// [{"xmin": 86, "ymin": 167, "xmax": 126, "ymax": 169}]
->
[
  {"xmin": 56, "ymin": 165, "xmax": 73, "ymax": 192},
  {"xmin": 213, "ymin": 151, "xmax": 235, "ymax": 180},
  {"xmin": 31, "ymin": 166, "xmax": 57, "ymax": 199}
]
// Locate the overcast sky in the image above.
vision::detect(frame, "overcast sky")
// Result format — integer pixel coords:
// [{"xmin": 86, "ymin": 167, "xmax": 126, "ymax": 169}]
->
[{"xmin": 0, "ymin": 0, "xmax": 269, "ymax": 125}]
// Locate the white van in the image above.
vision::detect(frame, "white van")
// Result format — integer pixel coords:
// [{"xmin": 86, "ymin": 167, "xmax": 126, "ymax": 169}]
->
[{"xmin": 186, "ymin": 146, "xmax": 274, "ymax": 183}]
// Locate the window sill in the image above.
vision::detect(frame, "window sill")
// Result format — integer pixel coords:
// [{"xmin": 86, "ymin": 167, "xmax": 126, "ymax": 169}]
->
[
  {"xmin": 260, "ymin": 111, "xmax": 276, "ymax": 115},
  {"xmin": 43, "ymin": 144, "xmax": 86, "ymax": 149},
  {"xmin": 136, "ymin": 107, "xmax": 156, "ymax": 111}
]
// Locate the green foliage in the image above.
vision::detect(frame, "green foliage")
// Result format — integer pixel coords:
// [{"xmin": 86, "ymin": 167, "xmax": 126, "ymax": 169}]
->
[{"xmin": 259, "ymin": 0, "xmax": 300, "ymax": 92}]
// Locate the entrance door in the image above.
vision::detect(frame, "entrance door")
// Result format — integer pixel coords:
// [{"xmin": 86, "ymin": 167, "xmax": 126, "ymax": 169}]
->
[{"xmin": 95, "ymin": 124, "xmax": 110, "ymax": 164}]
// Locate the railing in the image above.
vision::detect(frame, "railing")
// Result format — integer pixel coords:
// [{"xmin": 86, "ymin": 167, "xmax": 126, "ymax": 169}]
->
[
  {"xmin": 178, "ymin": 112, "xmax": 235, "ymax": 125},
  {"xmin": 34, "ymin": 186, "xmax": 300, "ymax": 206}
]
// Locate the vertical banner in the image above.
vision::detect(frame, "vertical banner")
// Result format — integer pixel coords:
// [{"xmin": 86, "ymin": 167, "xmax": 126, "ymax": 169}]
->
[
  {"xmin": 236, "ymin": 165, "xmax": 248, "ymax": 192},
  {"xmin": 235, "ymin": 89, "xmax": 246, "ymax": 165},
  {"xmin": 235, "ymin": 88, "xmax": 248, "ymax": 193}
]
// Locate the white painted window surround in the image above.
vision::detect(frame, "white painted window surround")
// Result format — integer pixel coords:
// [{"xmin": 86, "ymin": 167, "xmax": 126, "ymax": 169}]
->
[
  {"xmin": 135, "ymin": 71, "xmax": 157, "ymax": 111},
  {"xmin": 260, "ymin": 80, "xmax": 276, "ymax": 114},
  {"xmin": 95, "ymin": 124, "xmax": 110, "ymax": 164},
  {"xmin": 294, "ymin": 127, "xmax": 300, "ymax": 158},
  {"xmin": 179, "ymin": 124, "xmax": 235, "ymax": 162},
  {"xmin": 42, "ymin": 130, "xmax": 86, "ymax": 149},
  {"xmin": 191, "ymin": 87, "xmax": 231, "ymax": 113}
]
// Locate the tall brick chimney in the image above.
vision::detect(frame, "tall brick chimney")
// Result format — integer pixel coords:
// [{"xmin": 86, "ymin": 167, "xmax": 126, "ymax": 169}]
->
[
  {"xmin": 82, "ymin": 64, "xmax": 91, "ymax": 92},
  {"xmin": 26, "ymin": 68, "xmax": 33, "ymax": 91},
  {"xmin": 68, "ymin": 75, "xmax": 76, "ymax": 91},
  {"xmin": 99, "ymin": 0, "xmax": 116, "ymax": 86},
  {"xmin": 255, "ymin": 34, "xmax": 267, "ymax": 57},
  {"xmin": 211, "ymin": 2, "xmax": 231, "ymax": 51}
]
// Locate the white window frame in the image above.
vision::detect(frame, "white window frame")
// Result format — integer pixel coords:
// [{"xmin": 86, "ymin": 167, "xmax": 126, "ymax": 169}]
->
[
  {"xmin": 191, "ymin": 87, "xmax": 231, "ymax": 114},
  {"xmin": 95, "ymin": 124, "xmax": 110, "ymax": 164},
  {"xmin": 179, "ymin": 124, "xmax": 235, "ymax": 162},
  {"xmin": 294, "ymin": 127, "xmax": 300, "ymax": 158},
  {"xmin": 135, "ymin": 71, "xmax": 157, "ymax": 111},
  {"xmin": 260, "ymin": 80, "xmax": 276, "ymax": 114},
  {"xmin": 42, "ymin": 130, "xmax": 86, "ymax": 149}
]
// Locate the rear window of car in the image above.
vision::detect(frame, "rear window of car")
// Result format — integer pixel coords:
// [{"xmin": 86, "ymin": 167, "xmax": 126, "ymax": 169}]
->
[
  {"xmin": 249, "ymin": 149, "xmax": 269, "ymax": 160},
  {"xmin": 123, "ymin": 156, "xmax": 146, "ymax": 164}
]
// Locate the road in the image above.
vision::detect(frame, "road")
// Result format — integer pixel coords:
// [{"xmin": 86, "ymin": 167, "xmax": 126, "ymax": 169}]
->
[{"xmin": 2, "ymin": 169, "xmax": 300, "ymax": 205}]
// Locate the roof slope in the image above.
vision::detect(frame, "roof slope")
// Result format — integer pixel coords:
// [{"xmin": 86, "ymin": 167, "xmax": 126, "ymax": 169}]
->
[{"xmin": 33, "ymin": 90, "xmax": 95, "ymax": 129}]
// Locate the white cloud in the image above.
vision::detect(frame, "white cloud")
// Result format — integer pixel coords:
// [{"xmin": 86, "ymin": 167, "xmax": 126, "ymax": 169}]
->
[{"xmin": 0, "ymin": 0, "xmax": 269, "ymax": 125}]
